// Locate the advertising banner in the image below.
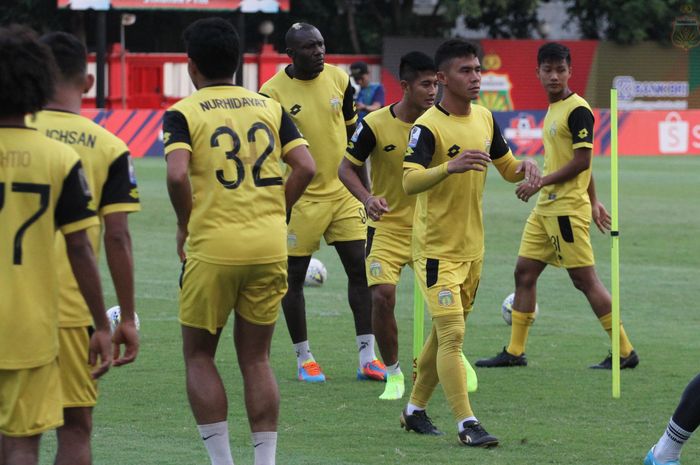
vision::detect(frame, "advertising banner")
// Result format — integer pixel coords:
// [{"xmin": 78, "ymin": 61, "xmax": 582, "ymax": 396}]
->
[{"xmin": 81, "ymin": 109, "xmax": 700, "ymax": 158}]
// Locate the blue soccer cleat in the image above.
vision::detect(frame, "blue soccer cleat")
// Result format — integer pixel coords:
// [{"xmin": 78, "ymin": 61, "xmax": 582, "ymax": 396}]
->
[
  {"xmin": 357, "ymin": 359, "xmax": 387, "ymax": 381},
  {"xmin": 298, "ymin": 360, "xmax": 326, "ymax": 383},
  {"xmin": 644, "ymin": 447, "xmax": 680, "ymax": 465}
]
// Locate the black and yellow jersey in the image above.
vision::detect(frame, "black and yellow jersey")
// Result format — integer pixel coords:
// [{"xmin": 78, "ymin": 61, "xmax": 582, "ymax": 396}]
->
[
  {"xmin": 29, "ymin": 110, "xmax": 141, "ymax": 327},
  {"xmin": 163, "ymin": 84, "xmax": 306, "ymax": 265},
  {"xmin": 260, "ymin": 64, "xmax": 356, "ymax": 201},
  {"xmin": 0, "ymin": 127, "xmax": 97, "ymax": 369},
  {"xmin": 345, "ymin": 104, "xmax": 414, "ymax": 231},
  {"xmin": 535, "ymin": 93, "xmax": 594, "ymax": 216},
  {"xmin": 403, "ymin": 103, "xmax": 513, "ymax": 261}
]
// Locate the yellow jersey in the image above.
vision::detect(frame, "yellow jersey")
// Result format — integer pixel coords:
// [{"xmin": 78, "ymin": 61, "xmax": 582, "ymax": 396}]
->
[
  {"xmin": 535, "ymin": 93, "xmax": 594, "ymax": 216},
  {"xmin": 345, "ymin": 104, "xmax": 414, "ymax": 231},
  {"xmin": 404, "ymin": 103, "xmax": 513, "ymax": 261},
  {"xmin": 0, "ymin": 127, "xmax": 97, "ymax": 369},
  {"xmin": 163, "ymin": 84, "xmax": 307, "ymax": 265},
  {"xmin": 260, "ymin": 64, "xmax": 357, "ymax": 201},
  {"xmin": 29, "ymin": 110, "xmax": 141, "ymax": 327}
]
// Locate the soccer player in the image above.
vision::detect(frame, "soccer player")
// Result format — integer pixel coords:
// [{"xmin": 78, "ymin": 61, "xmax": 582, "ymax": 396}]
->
[
  {"xmin": 27, "ymin": 31, "xmax": 141, "ymax": 465},
  {"xmin": 644, "ymin": 372, "xmax": 700, "ymax": 465},
  {"xmin": 399, "ymin": 38, "xmax": 540, "ymax": 447},
  {"xmin": 260, "ymin": 23, "xmax": 385, "ymax": 383},
  {"xmin": 476, "ymin": 42, "xmax": 638, "ymax": 370},
  {"xmin": 164, "ymin": 18, "xmax": 315, "ymax": 465},
  {"xmin": 0, "ymin": 25, "xmax": 112, "ymax": 465},
  {"xmin": 338, "ymin": 52, "xmax": 437, "ymax": 400}
]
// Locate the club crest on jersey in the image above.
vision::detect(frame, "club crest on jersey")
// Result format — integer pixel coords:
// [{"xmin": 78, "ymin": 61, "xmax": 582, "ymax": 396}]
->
[
  {"xmin": 408, "ymin": 126, "xmax": 421, "ymax": 149},
  {"xmin": 437, "ymin": 289, "xmax": 454, "ymax": 307},
  {"xmin": 484, "ymin": 138, "xmax": 492, "ymax": 152},
  {"xmin": 351, "ymin": 122, "xmax": 363, "ymax": 143},
  {"xmin": 287, "ymin": 233, "xmax": 297, "ymax": 249},
  {"xmin": 330, "ymin": 96, "xmax": 341, "ymax": 112},
  {"xmin": 549, "ymin": 122, "xmax": 557, "ymax": 136},
  {"xmin": 369, "ymin": 261, "xmax": 382, "ymax": 277}
]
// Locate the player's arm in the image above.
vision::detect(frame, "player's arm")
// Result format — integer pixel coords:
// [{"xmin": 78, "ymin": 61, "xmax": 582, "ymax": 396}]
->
[
  {"xmin": 343, "ymin": 77, "xmax": 358, "ymax": 140},
  {"xmin": 588, "ymin": 175, "xmax": 611, "ymax": 233},
  {"xmin": 517, "ymin": 107, "xmax": 593, "ymax": 202},
  {"xmin": 57, "ymin": 161, "xmax": 111, "ymax": 379},
  {"xmin": 163, "ymin": 110, "xmax": 193, "ymax": 263},
  {"xmin": 100, "ymin": 151, "xmax": 140, "ymax": 366},
  {"xmin": 489, "ymin": 115, "xmax": 541, "ymax": 187},
  {"xmin": 279, "ymin": 110, "xmax": 315, "ymax": 218},
  {"xmin": 403, "ymin": 125, "xmax": 490, "ymax": 194},
  {"xmin": 340, "ymin": 121, "xmax": 388, "ymax": 221}
]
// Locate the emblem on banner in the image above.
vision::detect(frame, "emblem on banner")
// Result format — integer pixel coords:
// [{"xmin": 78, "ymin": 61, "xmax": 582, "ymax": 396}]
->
[{"xmin": 672, "ymin": 4, "xmax": 700, "ymax": 51}]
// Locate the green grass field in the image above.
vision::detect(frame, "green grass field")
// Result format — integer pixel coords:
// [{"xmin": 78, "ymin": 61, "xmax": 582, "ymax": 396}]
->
[{"xmin": 39, "ymin": 156, "xmax": 700, "ymax": 465}]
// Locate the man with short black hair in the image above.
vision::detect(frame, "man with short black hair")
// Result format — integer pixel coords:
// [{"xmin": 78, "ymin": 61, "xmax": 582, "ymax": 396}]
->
[{"xmin": 164, "ymin": 17, "xmax": 315, "ymax": 465}]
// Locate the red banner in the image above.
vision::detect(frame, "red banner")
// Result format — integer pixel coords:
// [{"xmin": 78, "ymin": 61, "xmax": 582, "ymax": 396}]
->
[{"xmin": 58, "ymin": 0, "xmax": 289, "ymax": 10}]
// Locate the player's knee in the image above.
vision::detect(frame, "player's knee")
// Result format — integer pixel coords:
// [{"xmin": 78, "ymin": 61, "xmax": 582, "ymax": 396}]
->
[
  {"xmin": 60, "ymin": 409, "xmax": 93, "ymax": 437},
  {"xmin": 514, "ymin": 265, "xmax": 537, "ymax": 288},
  {"xmin": 371, "ymin": 287, "xmax": 395, "ymax": 313},
  {"xmin": 434, "ymin": 314, "xmax": 465, "ymax": 348}
]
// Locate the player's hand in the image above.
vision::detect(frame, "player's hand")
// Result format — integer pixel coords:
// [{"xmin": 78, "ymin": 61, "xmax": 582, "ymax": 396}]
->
[
  {"xmin": 112, "ymin": 320, "xmax": 140, "ymax": 367},
  {"xmin": 446, "ymin": 150, "xmax": 491, "ymax": 174},
  {"xmin": 364, "ymin": 196, "xmax": 390, "ymax": 221},
  {"xmin": 88, "ymin": 328, "xmax": 112, "ymax": 379},
  {"xmin": 516, "ymin": 159, "xmax": 542, "ymax": 188},
  {"xmin": 515, "ymin": 182, "xmax": 540, "ymax": 202},
  {"xmin": 176, "ymin": 224, "xmax": 188, "ymax": 262},
  {"xmin": 591, "ymin": 200, "xmax": 611, "ymax": 233}
]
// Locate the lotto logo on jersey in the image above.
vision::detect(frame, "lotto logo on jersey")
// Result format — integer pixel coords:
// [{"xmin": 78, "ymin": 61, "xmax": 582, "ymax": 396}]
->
[
  {"xmin": 408, "ymin": 126, "xmax": 422, "ymax": 148},
  {"xmin": 577, "ymin": 128, "xmax": 589, "ymax": 140},
  {"xmin": 351, "ymin": 122, "xmax": 363, "ymax": 143}
]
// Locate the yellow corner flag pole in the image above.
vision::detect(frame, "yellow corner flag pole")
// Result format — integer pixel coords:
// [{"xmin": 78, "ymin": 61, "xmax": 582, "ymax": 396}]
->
[{"xmin": 610, "ymin": 88, "xmax": 621, "ymax": 398}]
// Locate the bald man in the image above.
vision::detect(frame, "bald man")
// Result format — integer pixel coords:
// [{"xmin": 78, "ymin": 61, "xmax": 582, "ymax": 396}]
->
[{"xmin": 260, "ymin": 23, "xmax": 386, "ymax": 384}]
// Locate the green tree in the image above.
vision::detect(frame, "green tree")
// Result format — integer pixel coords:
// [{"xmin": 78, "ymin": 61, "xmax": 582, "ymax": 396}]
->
[
  {"xmin": 455, "ymin": 0, "xmax": 543, "ymax": 38},
  {"xmin": 567, "ymin": 0, "xmax": 700, "ymax": 44}
]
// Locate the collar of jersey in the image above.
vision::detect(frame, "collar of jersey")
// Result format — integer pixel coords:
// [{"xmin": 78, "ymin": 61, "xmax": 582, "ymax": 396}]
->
[
  {"xmin": 435, "ymin": 102, "xmax": 473, "ymax": 120},
  {"xmin": 199, "ymin": 83, "xmax": 237, "ymax": 90},
  {"xmin": 283, "ymin": 65, "xmax": 324, "ymax": 84}
]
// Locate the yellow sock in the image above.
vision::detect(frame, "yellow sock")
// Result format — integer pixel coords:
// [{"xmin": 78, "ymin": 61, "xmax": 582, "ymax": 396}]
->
[
  {"xmin": 409, "ymin": 325, "xmax": 438, "ymax": 409},
  {"xmin": 598, "ymin": 313, "xmax": 634, "ymax": 357},
  {"xmin": 434, "ymin": 313, "xmax": 472, "ymax": 420},
  {"xmin": 506, "ymin": 309, "xmax": 535, "ymax": 356}
]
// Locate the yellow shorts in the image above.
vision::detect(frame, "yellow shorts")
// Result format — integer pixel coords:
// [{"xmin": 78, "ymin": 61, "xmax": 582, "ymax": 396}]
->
[
  {"xmin": 0, "ymin": 359, "xmax": 63, "ymax": 437},
  {"xmin": 414, "ymin": 258, "xmax": 483, "ymax": 318},
  {"xmin": 518, "ymin": 212, "xmax": 595, "ymax": 268},
  {"xmin": 287, "ymin": 191, "xmax": 367, "ymax": 256},
  {"xmin": 365, "ymin": 227, "xmax": 412, "ymax": 286},
  {"xmin": 58, "ymin": 327, "xmax": 97, "ymax": 408},
  {"xmin": 179, "ymin": 258, "xmax": 288, "ymax": 333}
]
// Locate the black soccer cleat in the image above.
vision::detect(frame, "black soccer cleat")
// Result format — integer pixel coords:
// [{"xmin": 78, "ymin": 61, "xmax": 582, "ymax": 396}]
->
[
  {"xmin": 400, "ymin": 408, "xmax": 444, "ymax": 435},
  {"xmin": 458, "ymin": 420, "xmax": 499, "ymax": 448},
  {"xmin": 590, "ymin": 350, "xmax": 639, "ymax": 369},
  {"xmin": 475, "ymin": 347, "xmax": 527, "ymax": 368}
]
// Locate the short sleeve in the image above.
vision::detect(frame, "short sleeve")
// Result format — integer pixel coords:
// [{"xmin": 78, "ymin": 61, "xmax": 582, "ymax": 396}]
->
[
  {"xmin": 403, "ymin": 125, "xmax": 435, "ymax": 169},
  {"xmin": 99, "ymin": 151, "xmax": 141, "ymax": 215},
  {"xmin": 345, "ymin": 121, "xmax": 377, "ymax": 165},
  {"xmin": 342, "ymin": 78, "xmax": 357, "ymax": 124},
  {"xmin": 279, "ymin": 110, "xmax": 307, "ymax": 156},
  {"xmin": 55, "ymin": 161, "xmax": 97, "ymax": 232},
  {"xmin": 489, "ymin": 115, "xmax": 511, "ymax": 160},
  {"xmin": 163, "ymin": 110, "xmax": 192, "ymax": 155},
  {"xmin": 568, "ymin": 106, "xmax": 594, "ymax": 149}
]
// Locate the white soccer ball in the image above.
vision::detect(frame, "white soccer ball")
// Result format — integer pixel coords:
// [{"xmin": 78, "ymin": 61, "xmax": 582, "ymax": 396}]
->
[
  {"xmin": 304, "ymin": 258, "xmax": 327, "ymax": 287},
  {"xmin": 106, "ymin": 306, "xmax": 140, "ymax": 333},
  {"xmin": 501, "ymin": 292, "xmax": 538, "ymax": 325}
]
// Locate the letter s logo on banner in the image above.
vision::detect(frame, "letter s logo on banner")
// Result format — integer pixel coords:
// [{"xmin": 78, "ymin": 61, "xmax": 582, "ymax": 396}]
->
[{"xmin": 658, "ymin": 112, "xmax": 689, "ymax": 153}]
